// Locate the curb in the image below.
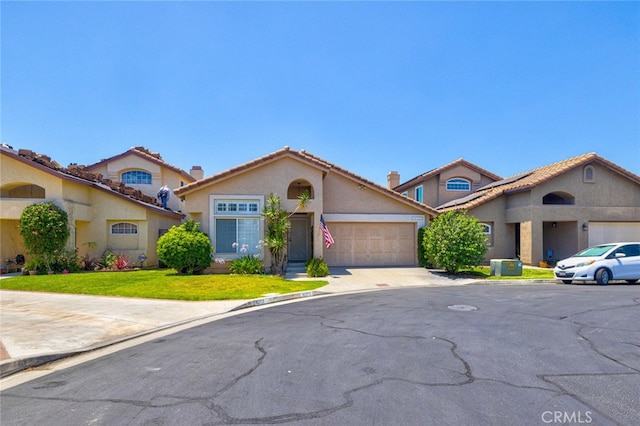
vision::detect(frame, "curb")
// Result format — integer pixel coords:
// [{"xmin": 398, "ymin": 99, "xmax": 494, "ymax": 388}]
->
[{"xmin": 0, "ymin": 290, "xmax": 327, "ymax": 379}]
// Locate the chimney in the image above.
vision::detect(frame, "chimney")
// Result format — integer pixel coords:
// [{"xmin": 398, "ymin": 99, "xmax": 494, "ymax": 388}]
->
[
  {"xmin": 387, "ymin": 171, "xmax": 400, "ymax": 189},
  {"xmin": 190, "ymin": 165, "xmax": 204, "ymax": 180}
]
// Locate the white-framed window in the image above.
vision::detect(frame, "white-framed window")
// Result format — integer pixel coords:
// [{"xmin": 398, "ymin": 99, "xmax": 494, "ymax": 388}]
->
[
  {"xmin": 446, "ymin": 178, "xmax": 471, "ymax": 191},
  {"xmin": 121, "ymin": 170, "xmax": 152, "ymax": 185},
  {"xmin": 415, "ymin": 186, "xmax": 424, "ymax": 203},
  {"xmin": 480, "ymin": 223, "xmax": 492, "ymax": 234},
  {"xmin": 212, "ymin": 197, "xmax": 263, "ymax": 256},
  {"xmin": 111, "ymin": 222, "xmax": 138, "ymax": 234},
  {"xmin": 480, "ymin": 223, "xmax": 493, "ymax": 246}
]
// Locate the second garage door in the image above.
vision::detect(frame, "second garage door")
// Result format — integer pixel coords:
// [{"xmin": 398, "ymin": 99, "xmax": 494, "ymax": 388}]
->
[{"xmin": 323, "ymin": 222, "xmax": 416, "ymax": 266}]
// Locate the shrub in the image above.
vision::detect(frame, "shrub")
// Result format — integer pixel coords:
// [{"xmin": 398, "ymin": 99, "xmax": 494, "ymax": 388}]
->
[
  {"xmin": 98, "ymin": 248, "xmax": 117, "ymax": 270},
  {"xmin": 422, "ymin": 210, "xmax": 488, "ymax": 274},
  {"xmin": 305, "ymin": 257, "xmax": 330, "ymax": 277},
  {"xmin": 19, "ymin": 202, "xmax": 69, "ymax": 270},
  {"xmin": 50, "ymin": 248, "xmax": 82, "ymax": 273},
  {"xmin": 156, "ymin": 220, "xmax": 213, "ymax": 274},
  {"xmin": 229, "ymin": 255, "xmax": 264, "ymax": 275}
]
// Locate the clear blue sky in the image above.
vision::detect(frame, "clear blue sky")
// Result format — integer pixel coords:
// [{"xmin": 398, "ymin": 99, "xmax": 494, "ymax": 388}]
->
[{"xmin": 2, "ymin": 1, "xmax": 639, "ymax": 186}]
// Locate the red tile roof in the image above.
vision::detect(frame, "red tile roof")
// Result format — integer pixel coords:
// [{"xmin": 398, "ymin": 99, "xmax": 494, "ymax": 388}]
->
[
  {"xmin": 84, "ymin": 146, "xmax": 196, "ymax": 183},
  {"xmin": 394, "ymin": 158, "xmax": 502, "ymax": 191},
  {"xmin": 438, "ymin": 152, "xmax": 640, "ymax": 211},
  {"xmin": 174, "ymin": 146, "xmax": 438, "ymax": 216},
  {"xmin": 1, "ymin": 146, "xmax": 182, "ymax": 217}
]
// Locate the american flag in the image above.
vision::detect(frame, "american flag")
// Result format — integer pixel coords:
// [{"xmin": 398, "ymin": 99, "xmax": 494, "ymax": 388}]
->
[{"xmin": 320, "ymin": 215, "xmax": 335, "ymax": 249}]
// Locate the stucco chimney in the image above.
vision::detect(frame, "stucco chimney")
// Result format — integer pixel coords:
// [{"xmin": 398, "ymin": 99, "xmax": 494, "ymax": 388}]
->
[
  {"xmin": 387, "ymin": 171, "xmax": 400, "ymax": 189},
  {"xmin": 190, "ymin": 165, "xmax": 204, "ymax": 180}
]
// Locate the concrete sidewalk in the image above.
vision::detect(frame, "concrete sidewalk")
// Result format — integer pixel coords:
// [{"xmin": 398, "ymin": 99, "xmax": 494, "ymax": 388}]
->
[{"xmin": 0, "ymin": 267, "xmax": 480, "ymax": 377}]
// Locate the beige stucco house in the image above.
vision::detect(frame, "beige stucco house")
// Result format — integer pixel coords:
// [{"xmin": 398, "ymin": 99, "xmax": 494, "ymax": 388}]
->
[
  {"xmin": 0, "ymin": 145, "xmax": 183, "ymax": 270},
  {"xmin": 429, "ymin": 153, "xmax": 640, "ymax": 266},
  {"xmin": 389, "ymin": 158, "xmax": 502, "ymax": 208},
  {"xmin": 84, "ymin": 146, "xmax": 204, "ymax": 212},
  {"xmin": 174, "ymin": 147, "xmax": 437, "ymax": 270}
]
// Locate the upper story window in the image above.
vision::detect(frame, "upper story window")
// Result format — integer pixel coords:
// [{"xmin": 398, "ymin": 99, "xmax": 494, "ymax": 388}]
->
[
  {"xmin": 111, "ymin": 222, "xmax": 138, "ymax": 234},
  {"xmin": 543, "ymin": 192, "xmax": 575, "ymax": 205},
  {"xmin": 121, "ymin": 170, "xmax": 152, "ymax": 185},
  {"xmin": 415, "ymin": 186, "xmax": 424, "ymax": 203},
  {"xmin": 287, "ymin": 180, "xmax": 314, "ymax": 200},
  {"xmin": 446, "ymin": 178, "xmax": 471, "ymax": 191},
  {"xmin": 583, "ymin": 165, "xmax": 595, "ymax": 183}
]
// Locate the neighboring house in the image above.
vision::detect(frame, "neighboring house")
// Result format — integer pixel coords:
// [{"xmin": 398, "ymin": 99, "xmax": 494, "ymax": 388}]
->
[
  {"xmin": 389, "ymin": 158, "xmax": 502, "ymax": 207},
  {"xmin": 0, "ymin": 145, "xmax": 183, "ymax": 269},
  {"xmin": 84, "ymin": 146, "xmax": 203, "ymax": 212},
  {"xmin": 434, "ymin": 153, "xmax": 640, "ymax": 266},
  {"xmin": 173, "ymin": 147, "xmax": 437, "ymax": 269}
]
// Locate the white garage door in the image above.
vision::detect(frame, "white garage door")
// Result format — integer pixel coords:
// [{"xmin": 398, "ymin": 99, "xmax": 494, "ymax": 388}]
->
[
  {"xmin": 589, "ymin": 222, "xmax": 640, "ymax": 246},
  {"xmin": 323, "ymin": 222, "xmax": 416, "ymax": 266}
]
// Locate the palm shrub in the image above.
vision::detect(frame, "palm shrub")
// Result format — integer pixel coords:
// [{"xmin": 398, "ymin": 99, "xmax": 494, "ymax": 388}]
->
[
  {"xmin": 19, "ymin": 202, "xmax": 70, "ymax": 271},
  {"xmin": 157, "ymin": 219, "xmax": 213, "ymax": 274},
  {"xmin": 422, "ymin": 210, "xmax": 488, "ymax": 274},
  {"xmin": 229, "ymin": 255, "xmax": 264, "ymax": 274},
  {"xmin": 262, "ymin": 192, "xmax": 310, "ymax": 276},
  {"xmin": 305, "ymin": 257, "xmax": 330, "ymax": 277},
  {"xmin": 262, "ymin": 194, "xmax": 290, "ymax": 275}
]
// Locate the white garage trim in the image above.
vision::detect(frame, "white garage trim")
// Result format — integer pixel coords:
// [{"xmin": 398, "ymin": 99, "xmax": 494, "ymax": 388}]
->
[{"xmin": 322, "ymin": 213, "xmax": 426, "ymax": 227}]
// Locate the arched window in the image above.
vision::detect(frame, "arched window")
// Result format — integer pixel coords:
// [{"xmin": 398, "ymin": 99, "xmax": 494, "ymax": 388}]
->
[
  {"xmin": 121, "ymin": 170, "xmax": 152, "ymax": 185},
  {"xmin": 446, "ymin": 178, "xmax": 471, "ymax": 191},
  {"xmin": 111, "ymin": 222, "xmax": 138, "ymax": 234},
  {"xmin": 0, "ymin": 183, "xmax": 45, "ymax": 198},
  {"xmin": 583, "ymin": 165, "xmax": 595, "ymax": 183},
  {"xmin": 287, "ymin": 180, "xmax": 314, "ymax": 199},
  {"xmin": 542, "ymin": 192, "xmax": 575, "ymax": 205}
]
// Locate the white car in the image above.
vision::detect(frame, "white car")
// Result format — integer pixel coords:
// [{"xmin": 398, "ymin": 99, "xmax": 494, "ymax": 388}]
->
[{"xmin": 554, "ymin": 242, "xmax": 640, "ymax": 285}]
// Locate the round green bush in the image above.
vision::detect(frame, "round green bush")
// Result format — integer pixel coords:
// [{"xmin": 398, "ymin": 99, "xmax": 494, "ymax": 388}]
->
[{"xmin": 156, "ymin": 220, "xmax": 213, "ymax": 274}]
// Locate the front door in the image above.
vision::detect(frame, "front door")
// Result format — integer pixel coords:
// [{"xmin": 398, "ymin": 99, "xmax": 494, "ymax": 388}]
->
[{"xmin": 289, "ymin": 216, "xmax": 310, "ymax": 262}]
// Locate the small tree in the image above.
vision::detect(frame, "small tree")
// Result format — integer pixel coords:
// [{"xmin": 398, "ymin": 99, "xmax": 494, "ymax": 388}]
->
[
  {"xmin": 156, "ymin": 219, "xmax": 212, "ymax": 274},
  {"xmin": 422, "ymin": 210, "xmax": 487, "ymax": 274},
  {"xmin": 19, "ymin": 202, "xmax": 70, "ymax": 271}
]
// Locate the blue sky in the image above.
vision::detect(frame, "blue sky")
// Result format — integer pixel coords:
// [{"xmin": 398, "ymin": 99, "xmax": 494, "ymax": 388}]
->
[{"xmin": 2, "ymin": 1, "xmax": 639, "ymax": 186}]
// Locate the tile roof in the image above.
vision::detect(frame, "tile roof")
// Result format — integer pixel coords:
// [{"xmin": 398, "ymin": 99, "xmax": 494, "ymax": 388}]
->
[
  {"xmin": 394, "ymin": 158, "xmax": 502, "ymax": 191},
  {"xmin": 84, "ymin": 146, "xmax": 196, "ymax": 183},
  {"xmin": 1, "ymin": 145, "xmax": 182, "ymax": 217},
  {"xmin": 438, "ymin": 152, "xmax": 640, "ymax": 211},
  {"xmin": 174, "ymin": 146, "xmax": 438, "ymax": 216}
]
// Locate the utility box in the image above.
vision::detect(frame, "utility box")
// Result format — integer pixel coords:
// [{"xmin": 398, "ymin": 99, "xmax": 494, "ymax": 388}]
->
[{"xmin": 490, "ymin": 259, "xmax": 523, "ymax": 276}]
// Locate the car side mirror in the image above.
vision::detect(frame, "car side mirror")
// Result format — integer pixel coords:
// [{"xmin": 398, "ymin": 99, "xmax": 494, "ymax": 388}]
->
[{"xmin": 614, "ymin": 252, "xmax": 626, "ymax": 258}]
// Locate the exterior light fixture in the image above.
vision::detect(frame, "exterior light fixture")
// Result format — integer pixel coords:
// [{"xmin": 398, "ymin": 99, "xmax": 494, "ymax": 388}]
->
[{"xmin": 582, "ymin": 223, "xmax": 588, "ymax": 231}]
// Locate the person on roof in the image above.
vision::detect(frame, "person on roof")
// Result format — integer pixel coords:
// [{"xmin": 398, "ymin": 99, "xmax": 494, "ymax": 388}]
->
[{"xmin": 157, "ymin": 185, "xmax": 171, "ymax": 209}]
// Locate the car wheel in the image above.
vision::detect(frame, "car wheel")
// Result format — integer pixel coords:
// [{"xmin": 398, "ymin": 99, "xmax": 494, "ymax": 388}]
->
[
  {"xmin": 626, "ymin": 279, "xmax": 638, "ymax": 284},
  {"xmin": 562, "ymin": 280, "xmax": 573, "ymax": 284},
  {"xmin": 595, "ymin": 268, "xmax": 611, "ymax": 285}
]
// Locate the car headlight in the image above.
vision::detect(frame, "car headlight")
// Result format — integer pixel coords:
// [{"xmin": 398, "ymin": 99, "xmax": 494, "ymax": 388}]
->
[{"xmin": 576, "ymin": 260, "xmax": 596, "ymax": 268}]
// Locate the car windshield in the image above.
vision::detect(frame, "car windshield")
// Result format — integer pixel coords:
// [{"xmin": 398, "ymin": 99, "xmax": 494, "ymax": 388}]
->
[{"xmin": 573, "ymin": 245, "xmax": 616, "ymax": 257}]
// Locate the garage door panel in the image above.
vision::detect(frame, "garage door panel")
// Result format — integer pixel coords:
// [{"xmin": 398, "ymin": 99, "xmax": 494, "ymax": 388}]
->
[
  {"xmin": 589, "ymin": 222, "xmax": 640, "ymax": 246},
  {"xmin": 325, "ymin": 222, "xmax": 416, "ymax": 267}
]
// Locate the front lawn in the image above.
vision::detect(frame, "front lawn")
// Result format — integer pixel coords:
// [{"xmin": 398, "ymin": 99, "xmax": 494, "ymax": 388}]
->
[
  {"xmin": 0, "ymin": 270, "xmax": 328, "ymax": 301},
  {"xmin": 463, "ymin": 266, "xmax": 555, "ymax": 280}
]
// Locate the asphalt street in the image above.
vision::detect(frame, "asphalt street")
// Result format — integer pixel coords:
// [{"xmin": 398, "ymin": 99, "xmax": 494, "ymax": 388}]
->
[{"xmin": 1, "ymin": 283, "xmax": 638, "ymax": 425}]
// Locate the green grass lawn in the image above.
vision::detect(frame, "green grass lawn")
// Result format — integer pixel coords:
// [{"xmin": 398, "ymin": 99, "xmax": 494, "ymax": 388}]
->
[
  {"xmin": 0, "ymin": 270, "xmax": 328, "ymax": 301},
  {"xmin": 463, "ymin": 266, "xmax": 556, "ymax": 280}
]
